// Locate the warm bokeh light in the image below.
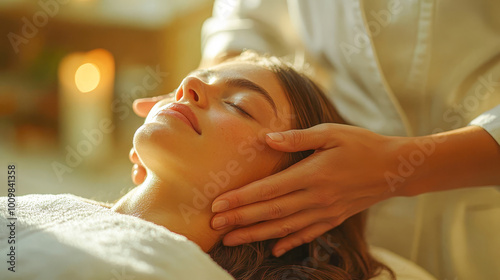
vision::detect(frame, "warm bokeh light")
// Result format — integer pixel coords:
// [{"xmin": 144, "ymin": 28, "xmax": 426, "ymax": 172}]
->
[{"xmin": 75, "ymin": 63, "xmax": 101, "ymax": 93}]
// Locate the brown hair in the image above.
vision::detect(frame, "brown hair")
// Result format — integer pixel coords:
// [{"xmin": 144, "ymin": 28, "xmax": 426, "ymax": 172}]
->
[{"xmin": 208, "ymin": 51, "xmax": 395, "ymax": 280}]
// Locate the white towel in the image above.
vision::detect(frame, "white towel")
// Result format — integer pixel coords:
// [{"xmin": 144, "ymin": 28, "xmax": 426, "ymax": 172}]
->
[
  {"xmin": 0, "ymin": 194, "xmax": 435, "ymax": 280},
  {"xmin": 0, "ymin": 194, "xmax": 234, "ymax": 280}
]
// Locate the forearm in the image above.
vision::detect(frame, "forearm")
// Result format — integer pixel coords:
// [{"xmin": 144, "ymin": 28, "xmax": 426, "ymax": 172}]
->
[
  {"xmin": 397, "ymin": 126, "xmax": 500, "ymax": 196},
  {"xmin": 201, "ymin": 0, "xmax": 293, "ymax": 69}
]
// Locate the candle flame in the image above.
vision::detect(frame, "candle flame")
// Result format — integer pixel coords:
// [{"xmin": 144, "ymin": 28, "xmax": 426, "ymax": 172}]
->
[{"xmin": 75, "ymin": 63, "xmax": 101, "ymax": 93}]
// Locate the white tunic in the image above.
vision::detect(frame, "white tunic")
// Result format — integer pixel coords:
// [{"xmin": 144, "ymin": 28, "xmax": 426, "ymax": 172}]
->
[{"xmin": 201, "ymin": 1, "xmax": 500, "ymax": 279}]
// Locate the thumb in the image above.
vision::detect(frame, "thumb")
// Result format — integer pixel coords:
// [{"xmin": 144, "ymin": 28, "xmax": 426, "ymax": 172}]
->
[
  {"xmin": 133, "ymin": 97, "xmax": 163, "ymax": 118},
  {"xmin": 133, "ymin": 93, "xmax": 175, "ymax": 118},
  {"xmin": 265, "ymin": 124, "xmax": 338, "ymax": 152}
]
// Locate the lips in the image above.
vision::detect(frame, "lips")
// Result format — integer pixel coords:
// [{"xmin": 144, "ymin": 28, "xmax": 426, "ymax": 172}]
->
[{"xmin": 156, "ymin": 103, "xmax": 201, "ymax": 135}]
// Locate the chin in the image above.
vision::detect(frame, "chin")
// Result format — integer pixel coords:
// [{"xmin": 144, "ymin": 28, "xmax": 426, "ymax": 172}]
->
[{"xmin": 133, "ymin": 122, "xmax": 195, "ymax": 176}]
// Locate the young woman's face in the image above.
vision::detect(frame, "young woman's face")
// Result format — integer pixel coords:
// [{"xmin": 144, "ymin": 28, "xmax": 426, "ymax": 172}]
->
[{"xmin": 134, "ymin": 61, "xmax": 293, "ymax": 196}]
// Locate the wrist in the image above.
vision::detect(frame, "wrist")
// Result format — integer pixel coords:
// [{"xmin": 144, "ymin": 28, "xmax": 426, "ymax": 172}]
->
[
  {"xmin": 384, "ymin": 135, "xmax": 436, "ymax": 197},
  {"xmin": 389, "ymin": 126, "xmax": 500, "ymax": 197}
]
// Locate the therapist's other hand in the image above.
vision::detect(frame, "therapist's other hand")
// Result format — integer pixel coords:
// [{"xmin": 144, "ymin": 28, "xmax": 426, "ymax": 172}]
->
[
  {"xmin": 210, "ymin": 123, "xmax": 404, "ymax": 257},
  {"xmin": 130, "ymin": 94, "xmax": 175, "ymax": 185}
]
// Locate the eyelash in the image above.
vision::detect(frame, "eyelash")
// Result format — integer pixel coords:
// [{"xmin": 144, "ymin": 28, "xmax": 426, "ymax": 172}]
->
[{"xmin": 225, "ymin": 102, "xmax": 253, "ymax": 119}]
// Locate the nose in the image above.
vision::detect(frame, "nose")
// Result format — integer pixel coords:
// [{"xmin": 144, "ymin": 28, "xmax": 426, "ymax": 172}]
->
[{"xmin": 176, "ymin": 76, "xmax": 208, "ymax": 108}]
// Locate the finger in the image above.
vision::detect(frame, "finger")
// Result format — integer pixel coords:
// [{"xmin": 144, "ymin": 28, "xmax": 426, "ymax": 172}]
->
[
  {"xmin": 211, "ymin": 190, "xmax": 313, "ymax": 230},
  {"xmin": 222, "ymin": 208, "xmax": 331, "ymax": 247},
  {"xmin": 212, "ymin": 159, "xmax": 317, "ymax": 213},
  {"xmin": 133, "ymin": 97, "xmax": 161, "ymax": 118},
  {"xmin": 268, "ymin": 196, "xmax": 377, "ymax": 256},
  {"xmin": 266, "ymin": 123, "xmax": 340, "ymax": 152},
  {"xmin": 129, "ymin": 148, "xmax": 140, "ymax": 165},
  {"xmin": 131, "ymin": 164, "xmax": 147, "ymax": 185},
  {"xmin": 271, "ymin": 222, "xmax": 334, "ymax": 257},
  {"xmin": 133, "ymin": 95, "xmax": 171, "ymax": 117}
]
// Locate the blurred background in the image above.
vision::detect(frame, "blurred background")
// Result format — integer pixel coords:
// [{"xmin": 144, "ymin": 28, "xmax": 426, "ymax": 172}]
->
[{"xmin": 0, "ymin": 0, "xmax": 214, "ymax": 202}]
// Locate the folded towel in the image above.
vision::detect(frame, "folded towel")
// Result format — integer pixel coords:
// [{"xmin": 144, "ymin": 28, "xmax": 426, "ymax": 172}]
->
[{"xmin": 0, "ymin": 194, "xmax": 234, "ymax": 280}]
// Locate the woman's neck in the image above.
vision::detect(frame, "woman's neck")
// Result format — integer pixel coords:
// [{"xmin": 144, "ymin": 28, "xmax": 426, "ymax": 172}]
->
[{"xmin": 111, "ymin": 174, "xmax": 225, "ymax": 252}]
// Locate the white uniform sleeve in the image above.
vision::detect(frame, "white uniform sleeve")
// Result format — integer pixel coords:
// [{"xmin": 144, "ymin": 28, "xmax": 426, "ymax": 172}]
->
[
  {"xmin": 469, "ymin": 104, "xmax": 500, "ymax": 191},
  {"xmin": 201, "ymin": 0, "xmax": 294, "ymax": 60},
  {"xmin": 469, "ymin": 104, "xmax": 500, "ymax": 145}
]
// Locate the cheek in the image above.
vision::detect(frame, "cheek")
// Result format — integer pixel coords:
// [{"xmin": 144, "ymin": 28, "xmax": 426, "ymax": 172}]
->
[
  {"xmin": 205, "ymin": 113, "xmax": 254, "ymax": 161},
  {"xmin": 205, "ymin": 113, "xmax": 284, "ymax": 188}
]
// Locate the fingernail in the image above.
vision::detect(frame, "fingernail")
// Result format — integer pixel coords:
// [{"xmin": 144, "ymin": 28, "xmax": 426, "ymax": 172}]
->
[
  {"xmin": 212, "ymin": 200, "xmax": 229, "ymax": 212},
  {"xmin": 267, "ymin": 132, "xmax": 284, "ymax": 142},
  {"xmin": 212, "ymin": 217, "xmax": 227, "ymax": 229},
  {"xmin": 275, "ymin": 249, "xmax": 286, "ymax": 257}
]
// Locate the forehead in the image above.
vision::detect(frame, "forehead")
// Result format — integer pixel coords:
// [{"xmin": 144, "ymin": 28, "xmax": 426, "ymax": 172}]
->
[
  {"xmin": 209, "ymin": 61, "xmax": 281, "ymax": 94},
  {"xmin": 208, "ymin": 61, "xmax": 292, "ymax": 127}
]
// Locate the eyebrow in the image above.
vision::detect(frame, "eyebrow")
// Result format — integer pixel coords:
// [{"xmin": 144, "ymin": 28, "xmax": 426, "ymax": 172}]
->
[
  {"xmin": 226, "ymin": 78, "xmax": 278, "ymax": 117},
  {"xmin": 189, "ymin": 69, "xmax": 278, "ymax": 117}
]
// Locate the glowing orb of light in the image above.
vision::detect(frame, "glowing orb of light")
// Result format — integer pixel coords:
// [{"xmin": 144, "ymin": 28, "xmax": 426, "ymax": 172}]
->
[{"xmin": 75, "ymin": 63, "xmax": 101, "ymax": 93}]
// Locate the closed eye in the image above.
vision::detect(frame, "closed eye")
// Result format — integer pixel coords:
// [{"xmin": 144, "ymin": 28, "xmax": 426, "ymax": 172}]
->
[{"xmin": 225, "ymin": 101, "xmax": 253, "ymax": 119}]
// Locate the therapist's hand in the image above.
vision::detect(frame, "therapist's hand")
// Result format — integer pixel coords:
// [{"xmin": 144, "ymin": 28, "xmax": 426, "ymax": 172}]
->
[
  {"xmin": 129, "ymin": 94, "xmax": 174, "ymax": 185},
  {"xmin": 210, "ymin": 123, "xmax": 406, "ymax": 257}
]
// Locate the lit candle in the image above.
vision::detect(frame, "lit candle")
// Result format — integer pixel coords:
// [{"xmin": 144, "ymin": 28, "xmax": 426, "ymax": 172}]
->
[{"xmin": 58, "ymin": 49, "xmax": 115, "ymax": 167}]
